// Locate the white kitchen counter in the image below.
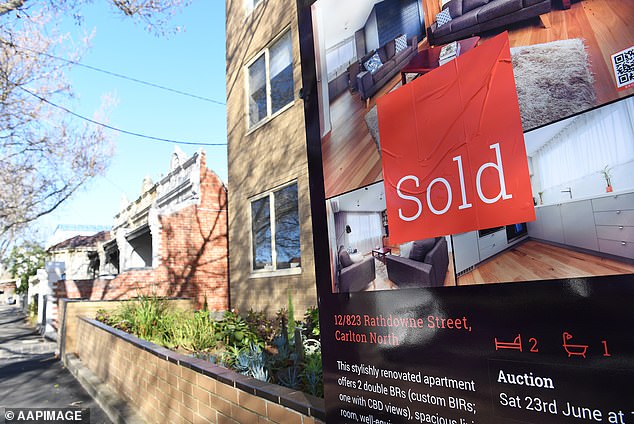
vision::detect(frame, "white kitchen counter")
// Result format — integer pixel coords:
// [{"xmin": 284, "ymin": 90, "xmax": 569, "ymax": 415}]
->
[{"xmin": 535, "ymin": 188, "xmax": 634, "ymax": 208}]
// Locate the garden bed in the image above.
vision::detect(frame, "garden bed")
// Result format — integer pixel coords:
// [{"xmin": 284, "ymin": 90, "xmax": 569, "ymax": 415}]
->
[
  {"xmin": 74, "ymin": 314, "xmax": 325, "ymax": 423},
  {"xmin": 95, "ymin": 295, "xmax": 323, "ymax": 397}
]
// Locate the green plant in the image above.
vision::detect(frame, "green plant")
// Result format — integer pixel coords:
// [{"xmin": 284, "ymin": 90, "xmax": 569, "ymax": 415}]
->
[
  {"xmin": 301, "ymin": 307, "xmax": 320, "ymax": 339},
  {"xmin": 170, "ymin": 310, "xmax": 216, "ymax": 353},
  {"xmin": 4, "ymin": 242, "xmax": 46, "ymax": 295},
  {"xmin": 302, "ymin": 346, "xmax": 323, "ymax": 397},
  {"xmin": 245, "ymin": 309, "xmax": 276, "ymax": 344},
  {"xmin": 600, "ymin": 165, "xmax": 613, "ymax": 186},
  {"xmin": 287, "ymin": 290, "xmax": 296, "ymax": 343},
  {"xmin": 235, "ymin": 343, "xmax": 269, "ymax": 382},
  {"xmin": 109, "ymin": 295, "xmax": 174, "ymax": 345},
  {"xmin": 277, "ymin": 366, "xmax": 302, "ymax": 390},
  {"xmin": 213, "ymin": 310, "xmax": 261, "ymax": 348}
]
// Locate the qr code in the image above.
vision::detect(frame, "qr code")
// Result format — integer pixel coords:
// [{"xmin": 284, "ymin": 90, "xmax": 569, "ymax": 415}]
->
[{"xmin": 611, "ymin": 46, "xmax": 634, "ymax": 90}]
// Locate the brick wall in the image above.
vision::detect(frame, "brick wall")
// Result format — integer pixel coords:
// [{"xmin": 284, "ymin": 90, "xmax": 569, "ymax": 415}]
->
[
  {"xmin": 54, "ymin": 153, "xmax": 229, "ymax": 311},
  {"xmin": 74, "ymin": 317, "xmax": 325, "ymax": 424}
]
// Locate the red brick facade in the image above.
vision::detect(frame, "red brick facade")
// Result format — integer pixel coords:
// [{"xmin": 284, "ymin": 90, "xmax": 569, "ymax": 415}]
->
[{"xmin": 54, "ymin": 153, "xmax": 229, "ymax": 311}]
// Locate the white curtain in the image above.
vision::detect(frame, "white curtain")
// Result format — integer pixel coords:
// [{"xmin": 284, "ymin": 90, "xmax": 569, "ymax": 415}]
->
[
  {"xmin": 534, "ymin": 98, "xmax": 634, "ymax": 189},
  {"xmin": 345, "ymin": 212, "xmax": 383, "ymax": 254}
]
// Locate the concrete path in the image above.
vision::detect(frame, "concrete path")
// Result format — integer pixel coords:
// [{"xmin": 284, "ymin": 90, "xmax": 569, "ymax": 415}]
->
[{"xmin": 0, "ymin": 304, "xmax": 112, "ymax": 423}]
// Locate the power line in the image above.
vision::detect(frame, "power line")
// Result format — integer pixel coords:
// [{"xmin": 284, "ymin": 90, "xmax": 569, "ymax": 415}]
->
[
  {"xmin": 18, "ymin": 85, "xmax": 227, "ymax": 146},
  {"xmin": 5, "ymin": 41, "xmax": 226, "ymax": 106}
]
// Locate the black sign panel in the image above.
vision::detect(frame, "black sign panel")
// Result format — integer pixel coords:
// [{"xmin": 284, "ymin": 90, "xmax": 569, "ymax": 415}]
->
[
  {"xmin": 294, "ymin": 1, "xmax": 634, "ymax": 423},
  {"xmin": 321, "ymin": 276, "xmax": 634, "ymax": 423}
]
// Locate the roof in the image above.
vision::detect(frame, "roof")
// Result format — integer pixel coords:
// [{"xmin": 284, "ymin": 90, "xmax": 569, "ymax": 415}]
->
[{"xmin": 48, "ymin": 230, "xmax": 111, "ymax": 251}]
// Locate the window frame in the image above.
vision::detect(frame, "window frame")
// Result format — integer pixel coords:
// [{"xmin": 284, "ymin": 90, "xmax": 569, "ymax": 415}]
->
[
  {"xmin": 244, "ymin": 27, "xmax": 295, "ymax": 133},
  {"xmin": 248, "ymin": 181, "xmax": 302, "ymax": 278}
]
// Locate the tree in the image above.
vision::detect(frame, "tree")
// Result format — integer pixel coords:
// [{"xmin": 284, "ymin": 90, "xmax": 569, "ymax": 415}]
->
[
  {"xmin": 4, "ymin": 241, "xmax": 46, "ymax": 294},
  {"xmin": 0, "ymin": 0, "xmax": 190, "ymax": 256}
]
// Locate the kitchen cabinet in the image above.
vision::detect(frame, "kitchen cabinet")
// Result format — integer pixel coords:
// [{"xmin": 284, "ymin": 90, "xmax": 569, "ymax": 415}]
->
[
  {"xmin": 478, "ymin": 228, "xmax": 507, "ymax": 261},
  {"xmin": 527, "ymin": 208, "xmax": 542, "ymax": 239},
  {"xmin": 539, "ymin": 204, "xmax": 564, "ymax": 244},
  {"xmin": 560, "ymin": 200, "xmax": 598, "ymax": 251},
  {"xmin": 592, "ymin": 193, "xmax": 634, "ymax": 259},
  {"xmin": 451, "ymin": 231, "xmax": 480, "ymax": 274}
]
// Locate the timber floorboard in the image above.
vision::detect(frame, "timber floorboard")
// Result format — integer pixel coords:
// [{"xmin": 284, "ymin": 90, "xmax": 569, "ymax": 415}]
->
[{"xmin": 457, "ymin": 239, "xmax": 634, "ymax": 285}]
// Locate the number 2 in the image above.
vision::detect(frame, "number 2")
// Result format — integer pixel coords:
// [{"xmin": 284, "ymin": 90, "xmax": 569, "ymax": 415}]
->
[{"xmin": 529, "ymin": 337, "xmax": 539, "ymax": 352}]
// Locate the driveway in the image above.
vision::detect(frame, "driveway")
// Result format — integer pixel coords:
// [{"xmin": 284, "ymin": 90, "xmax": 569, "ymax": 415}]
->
[{"xmin": 0, "ymin": 303, "xmax": 111, "ymax": 423}]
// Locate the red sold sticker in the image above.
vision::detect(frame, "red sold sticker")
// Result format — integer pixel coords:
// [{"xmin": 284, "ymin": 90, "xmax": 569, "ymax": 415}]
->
[{"xmin": 378, "ymin": 32, "xmax": 535, "ymax": 244}]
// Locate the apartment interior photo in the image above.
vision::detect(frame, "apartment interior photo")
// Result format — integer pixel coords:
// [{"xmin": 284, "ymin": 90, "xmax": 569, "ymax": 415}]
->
[
  {"xmin": 310, "ymin": 0, "xmax": 634, "ymax": 199},
  {"xmin": 325, "ymin": 98, "xmax": 634, "ymax": 293},
  {"xmin": 326, "ymin": 182, "xmax": 456, "ymax": 293},
  {"xmin": 454, "ymin": 97, "xmax": 634, "ymax": 285}
]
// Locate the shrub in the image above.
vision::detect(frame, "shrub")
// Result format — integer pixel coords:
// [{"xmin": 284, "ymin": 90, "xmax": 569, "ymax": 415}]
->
[
  {"xmin": 98, "ymin": 302, "xmax": 323, "ymax": 397},
  {"xmin": 170, "ymin": 310, "xmax": 216, "ymax": 353},
  {"xmin": 213, "ymin": 310, "xmax": 261, "ymax": 349}
]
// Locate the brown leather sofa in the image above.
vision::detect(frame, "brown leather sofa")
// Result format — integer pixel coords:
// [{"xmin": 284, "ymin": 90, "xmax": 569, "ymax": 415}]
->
[
  {"xmin": 348, "ymin": 34, "xmax": 418, "ymax": 104},
  {"xmin": 428, "ymin": 0, "xmax": 551, "ymax": 46},
  {"xmin": 386, "ymin": 237, "xmax": 449, "ymax": 288}
]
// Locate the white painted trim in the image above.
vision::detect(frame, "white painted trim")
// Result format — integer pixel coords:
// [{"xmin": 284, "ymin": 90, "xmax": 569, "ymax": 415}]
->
[
  {"xmin": 244, "ymin": 26, "xmax": 294, "ymax": 133},
  {"xmin": 249, "ymin": 267, "xmax": 302, "ymax": 279}
]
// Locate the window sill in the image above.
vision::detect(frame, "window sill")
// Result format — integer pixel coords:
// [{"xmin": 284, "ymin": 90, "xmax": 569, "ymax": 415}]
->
[
  {"xmin": 249, "ymin": 266, "xmax": 302, "ymax": 279},
  {"xmin": 245, "ymin": 101, "xmax": 295, "ymax": 136}
]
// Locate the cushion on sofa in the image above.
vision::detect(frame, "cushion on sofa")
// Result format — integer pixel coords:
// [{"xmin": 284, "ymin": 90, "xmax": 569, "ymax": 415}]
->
[
  {"xmin": 436, "ymin": 9, "xmax": 452, "ymax": 27},
  {"xmin": 409, "ymin": 238, "xmax": 437, "ymax": 262},
  {"xmin": 394, "ymin": 34, "xmax": 408, "ymax": 53},
  {"xmin": 385, "ymin": 39, "xmax": 397, "ymax": 58},
  {"xmin": 372, "ymin": 58, "xmax": 396, "ymax": 82},
  {"xmin": 363, "ymin": 52, "xmax": 383, "ymax": 74},
  {"xmin": 339, "ymin": 249, "xmax": 354, "ymax": 268},
  {"xmin": 477, "ymin": 0, "xmax": 523, "ymax": 23},
  {"xmin": 463, "ymin": 0, "xmax": 489, "ymax": 13},
  {"xmin": 522, "ymin": 0, "xmax": 544, "ymax": 6}
]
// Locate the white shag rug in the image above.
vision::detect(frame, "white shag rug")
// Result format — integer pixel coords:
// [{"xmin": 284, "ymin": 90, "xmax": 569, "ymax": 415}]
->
[{"xmin": 365, "ymin": 38, "xmax": 596, "ymax": 147}]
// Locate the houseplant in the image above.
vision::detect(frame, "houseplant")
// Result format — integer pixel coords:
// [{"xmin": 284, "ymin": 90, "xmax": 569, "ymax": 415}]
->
[{"xmin": 600, "ymin": 165, "xmax": 613, "ymax": 192}]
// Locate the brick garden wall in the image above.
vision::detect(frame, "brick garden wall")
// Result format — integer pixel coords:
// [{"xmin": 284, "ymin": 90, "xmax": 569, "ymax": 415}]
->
[
  {"xmin": 54, "ymin": 153, "xmax": 229, "ymax": 311},
  {"xmin": 74, "ymin": 317, "xmax": 325, "ymax": 424}
]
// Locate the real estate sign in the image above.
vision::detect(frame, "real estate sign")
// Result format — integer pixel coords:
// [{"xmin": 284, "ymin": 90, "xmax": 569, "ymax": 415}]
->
[
  {"xmin": 295, "ymin": 0, "xmax": 634, "ymax": 422},
  {"xmin": 379, "ymin": 33, "xmax": 534, "ymax": 243}
]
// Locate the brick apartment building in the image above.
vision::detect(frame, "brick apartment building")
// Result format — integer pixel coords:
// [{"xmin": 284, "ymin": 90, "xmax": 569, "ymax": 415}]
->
[
  {"xmin": 54, "ymin": 149, "xmax": 228, "ymax": 311},
  {"xmin": 225, "ymin": 0, "xmax": 318, "ymax": 317}
]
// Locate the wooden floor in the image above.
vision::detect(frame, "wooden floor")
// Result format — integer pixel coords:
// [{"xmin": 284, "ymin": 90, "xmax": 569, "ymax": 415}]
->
[
  {"xmin": 320, "ymin": 0, "xmax": 634, "ymax": 198},
  {"xmin": 457, "ymin": 240, "xmax": 634, "ymax": 285}
]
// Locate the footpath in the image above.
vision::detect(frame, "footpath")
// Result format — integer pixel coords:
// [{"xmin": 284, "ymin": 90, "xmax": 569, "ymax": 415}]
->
[{"xmin": 0, "ymin": 303, "xmax": 112, "ymax": 423}]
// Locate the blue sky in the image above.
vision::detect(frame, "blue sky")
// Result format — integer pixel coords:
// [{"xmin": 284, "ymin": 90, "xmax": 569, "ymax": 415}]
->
[{"xmin": 39, "ymin": 1, "xmax": 227, "ymax": 239}]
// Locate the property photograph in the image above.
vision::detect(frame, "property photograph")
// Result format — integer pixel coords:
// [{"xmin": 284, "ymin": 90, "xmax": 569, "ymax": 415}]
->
[
  {"xmin": 454, "ymin": 97, "xmax": 634, "ymax": 284},
  {"xmin": 325, "ymin": 181, "xmax": 456, "ymax": 293},
  {"xmin": 327, "ymin": 97, "xmax": 634, "ymax": 292},
  {"xmin": 311, "ymin": 0, "xmax": 634, "ymax": 199}
]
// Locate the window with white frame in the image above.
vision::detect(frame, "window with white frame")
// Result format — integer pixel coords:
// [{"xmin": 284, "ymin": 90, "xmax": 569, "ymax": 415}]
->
[
  {"xmin": 251, "ymin": 183, "xmax": 301, "ymax": 273},
  {"xmin": 247, "ymin": 30, "xmax": 294, "ymax": 129},
  {"xmin": 326, "ymin": 36, "xmax": 356, "ymax": 81}
]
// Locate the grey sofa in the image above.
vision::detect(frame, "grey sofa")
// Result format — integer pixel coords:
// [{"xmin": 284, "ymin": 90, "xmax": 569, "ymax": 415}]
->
[
  {"xmin": 337, "ymin": 246, "xmax": 376, "ymax": 293},
  {"xmin": 428, "ymin": 0, "xmax": 551, "ymax": 46},
  {"xmin": 348, "ymin": 34, "xmax": 418, "ymax": 104},
  {"xmin": 386, "ymin": 237, "xmax": 449, "ymax": 288}
]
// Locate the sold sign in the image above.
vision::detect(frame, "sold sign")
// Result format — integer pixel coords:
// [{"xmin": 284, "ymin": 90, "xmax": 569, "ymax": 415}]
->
[{"xmin": 378, "ymin": 32, "xmax": 535, "ymax": 244}]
